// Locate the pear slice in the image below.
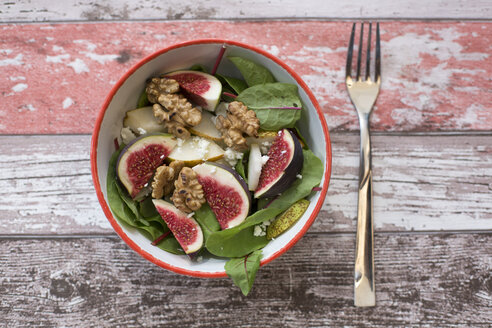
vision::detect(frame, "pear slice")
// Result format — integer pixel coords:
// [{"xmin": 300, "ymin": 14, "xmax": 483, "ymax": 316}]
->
[
  {"xmin": 247, "ymin": 143, "xmax": 262, "ymax": 191},
  {"xmin": 123, "ymin": 106, "xmax": 165, "ymax": 135},
  {"xmin": 168, "ymin": 136, "xmax": 224, "ymax": 166},
  {"xmin": 189, "ymin": 111, "xmax": 222, "ymax": 142}
]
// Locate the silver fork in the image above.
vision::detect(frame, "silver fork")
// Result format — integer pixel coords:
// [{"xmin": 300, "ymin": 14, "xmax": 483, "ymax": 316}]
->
[{"xmin": 345, "ymin": 22, "xmax": 381, "ymax": 307}]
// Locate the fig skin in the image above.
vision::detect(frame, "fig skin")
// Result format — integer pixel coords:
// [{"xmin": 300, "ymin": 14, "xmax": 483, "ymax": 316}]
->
[
  {"xmin": 207, "ymin": 161, "xmax": 252, "ymax": 209},
  {"xmin": 116, "ymin": 133, "xmax": 176, "ymax": 198},
  {"xmin": 193, "ymin": 162, "xmax": 251, "ymax": 230},
  {"xmin": 254, "ymin": 129, "xmax": 304, "ymax": 199}
]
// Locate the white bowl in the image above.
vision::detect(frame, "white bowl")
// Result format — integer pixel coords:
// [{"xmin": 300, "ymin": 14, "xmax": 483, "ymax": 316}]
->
[{"xmin": 91, "ymin": 39, "xmax": 332, "ymax": 278}]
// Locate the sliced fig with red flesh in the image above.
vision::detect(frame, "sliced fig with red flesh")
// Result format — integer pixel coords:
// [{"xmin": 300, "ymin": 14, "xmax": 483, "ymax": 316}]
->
[
  {"xmin": 165, "ymin": 70, "xmax": 222, "ymax": 111},
  {"xmin": 117, "ymin": 134, "xmax": 177, "ymax": 198},
  {"xmin": 152, "ymin": 199, "xmax": 203, "ymax": 254},
  {"xmin": 193, "ymin": 162, "xmax": 251, "ymax": 230},
  {"xmin": 254, "ymin": 129, "xmax": 303, "ymax": 199}
]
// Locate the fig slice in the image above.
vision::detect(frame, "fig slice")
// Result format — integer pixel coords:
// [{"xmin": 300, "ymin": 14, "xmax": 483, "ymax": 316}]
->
[
  {"xmin": 165, "ymin": 70, "xmax": 222, "ymax": 111},
  {"xmin": 254, "ymin": 129, "xmax": 303, "ymax": 199},
  {"xmin": 193, "ymin": 162, "xmax": 251, "ymax": 230},
  {"xmin": 152, "ymin": 199, "xmax": 203, "ymax": 254},
  {"xmin": 117, "ymin": 134, "xmax": 177, "ymax": 198},
  {"xmin": 266, "ymin": 199, "xmax": 310, "ymax": 240},
  {"xmin": 168, "ymin": 136, "xmax": 225, "ymax": 166}
]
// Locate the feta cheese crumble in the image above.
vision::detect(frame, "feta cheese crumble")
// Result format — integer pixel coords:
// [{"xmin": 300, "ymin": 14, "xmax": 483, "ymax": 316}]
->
[
  {"xmin": 187, "ymin": 212, "xmax": 195, "ymax": 218},
  {"xmin": 137, "ymin": 127, "xmax": 147, "ymax": 135},
  {"xmin": 224, "ymin": 148, "xmax": 244, "ymax": 166},
  {"xmin": 261, "ymin": 155, "xmax": 270, "ymax": 166},
  {"xmin": 296, "ymin": 174, "xmax": 303, "ymax": 179},
  {"xmin": 120, "ymin": 126, "xmax": 136, "ymax": 144}
]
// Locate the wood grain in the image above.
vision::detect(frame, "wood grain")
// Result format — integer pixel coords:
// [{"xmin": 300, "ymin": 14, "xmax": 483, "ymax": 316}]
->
[
  {"xmin": 1, "ymin": 0, "xmax": 491, "ymax": 22},
  {"xmin": 0, "ymin": 233, "xmax": 490, "ymax": 327},
  {"xmin": 1, "ymin": 134, "xmax": 491, "ymax": 235},
  {"xmin": 1, "ymin": 22, "xmax": 492, "ymax": 134}
]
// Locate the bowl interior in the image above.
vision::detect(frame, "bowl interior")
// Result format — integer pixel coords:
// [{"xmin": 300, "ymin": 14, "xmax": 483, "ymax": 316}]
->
[{"xmin": 93, "ymin": 40, "xmax": 330, "ymax": 276}]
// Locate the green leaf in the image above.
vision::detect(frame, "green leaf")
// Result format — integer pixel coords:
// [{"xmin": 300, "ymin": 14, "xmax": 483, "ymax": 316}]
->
[
  {"xmin": 294, "ymin": 126, "xmax": 309, "ymax": 150},
  {"xmin": 236, "ymin": 83, "xmax": 302, "ymax": 130},
  {"xmin": 114, "ymin": 180, "xmax": 149, "ymax": 226},
  {"xmin": 136, "ymin": 88, "xmax": 150, "ymax": 108},
  {"xmin": 138, "ymin": 196, "xmax": 160, "ymax": 218},
  {"xmin": 205, "ymin": 208, "xmax": 283, "ymax": 257},
  {"xmin": 228, "ymin": 57, "xmax": 275, "ymax": 87},
  {"xmin": 225, "ymin": 250, "xmax": 262, "ymax": 296},
  {"xmin": 106, "ymin": 147, "xmax": 184, "ymax": 255},
  {"xmin": 258, "ymin": 149, "xmax": 323, "ymax": 211},
  {"xmin": 216, "ymin": 74, "xmax": 248, "ymax": 94},
  {"xmin": 235, "ymin": 150, "xmax": 249, "ymax": 183},
  {"xmin": 189, "ymin": 64, "xmax": 208, "ymax": 73},
  {"xmin": 194, "ymin": 203, "xmax": 221, "ymax": 241},
  {"xmin": 155, "ymin": 235, "xmax": 186, "ymax": 255}
]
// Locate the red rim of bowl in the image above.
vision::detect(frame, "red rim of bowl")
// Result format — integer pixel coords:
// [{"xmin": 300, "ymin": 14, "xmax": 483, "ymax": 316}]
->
[{"xmin": 90, "ymin": 39, "xmax": 332, "ymax": 278}]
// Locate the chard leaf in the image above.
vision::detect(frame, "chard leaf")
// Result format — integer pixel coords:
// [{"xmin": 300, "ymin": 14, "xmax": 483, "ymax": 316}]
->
[
  {"xmin": 258, "ymin": 149, "xmax": 323, "ymax": 211},
  {"xmin": 136, "ymin": 88, "xmax": 150, "ymax": 108},
  {"xmin": 189, "ymin": 64, "xmax": 208, "ymax": 73},
  {"xmin": 106, "ymin": 147, "xmax": 184, "ymax": 255},
  {"xmin": 228, "ymin": 57, "xmax": 275, "ymax": 86},
  {"xmin": 138, "ymin": 196, "xmax": 160, "ymax": 218},
  {"xmin": 236, "ymin": 83, "xmax": 302, "ymax": 130},
  {"xmin": 115, "ymin": 180, "xmax": 149, "ymax": 226},
  {"xmin": 225, "ymin": 250, "xmax": 262, "ymax": 296},
  {"xmin": 216, "ymin": 74, "xmax": 248, "ymax": 94},
  {"xmin": 235, "ymin": 150, "xmax": 249, "ymax": 182},
  {"xmin": 194, "ymin": 203, "xmax": 221, "ymax": 241},
  {"xmin": 205, "ymin": 208, "xmax": 282, "ymax": 257}
]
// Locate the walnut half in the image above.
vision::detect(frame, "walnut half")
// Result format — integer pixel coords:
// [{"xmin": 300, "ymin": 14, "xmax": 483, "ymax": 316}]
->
[
  {"xmin": 171, "ymin": 167, "xmax": 206, "ymax": 213},
  {"xmin": 151, "ymin": 161, "xmax": 185, "ymax": 199},
  {"xmin": 216, "ymin": 101, "xmax": 260, "ymax": 150}
]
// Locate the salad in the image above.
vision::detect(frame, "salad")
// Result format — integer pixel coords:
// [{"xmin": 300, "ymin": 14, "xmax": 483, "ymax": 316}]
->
[{"xmin": 107, "ymin": 48, "xmax": 323, "ymax": 295}]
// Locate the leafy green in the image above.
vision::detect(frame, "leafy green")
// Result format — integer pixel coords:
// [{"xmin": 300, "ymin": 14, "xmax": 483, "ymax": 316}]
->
[
  {"xmin": 216, "ymin": 74, "xmax": 248, "ymax": 94},
  {"xmin": 225, "ymin": 250, "xmax": 262, "ymax": 296},
  {"xmin": 236, "ymin": 83, "xmax": 302, "ymax": 130},
  {"xmin": 258, "ymin": 149, "xmax": 323, "ymax": 211},
  {"xmin": 138, "ymin": 196, "xmax": 160, "ymax": 218},
  {"xmin": 136, "ymin": 88, "xmax": 150, "ymax": 108},
  {"xmin": 294, "ymin": 126, "xmax": 309, "ymax": 149},
  {"xmin": 189, "ymin": 64, "xmax": 208, "ymax": 73},
  {"xmin": 235, "ymin": 150, "xmax": 249, "ymax": 183},
  {"xmin": 205, "ymin": 208, "xmax": 283, "ymax": 257},
  {"xmin": 228, "ymin": 57, "xmax": 275, "ymax": 86},
  {"xmin": 114, "ymin": 180, "xmax": 149, "ymax": 226},
  {"xmin": 194, "ymin": 203, "xmax": 221, "ymax": 241},
  {"xmin": 106, "ymin": 147, "xmax": 184, "ymax": 255}
]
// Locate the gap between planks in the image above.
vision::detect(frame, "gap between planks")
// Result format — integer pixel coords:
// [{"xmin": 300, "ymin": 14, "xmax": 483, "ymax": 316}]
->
[{"xmin": 1, "ymin": 229, "xmax": 492, "ymax": 240}]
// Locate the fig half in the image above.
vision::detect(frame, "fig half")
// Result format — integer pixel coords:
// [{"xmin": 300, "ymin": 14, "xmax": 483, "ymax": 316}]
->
[
  {"xmin": 117, "ymin": 134, "xmax": 177, "ymax": 198},
  {"xmin": 193, "ymin": 162, "xmax": 251, "ymax": 230},
  {"xmin": 254, "ymin": 129, "xmax": 303, "ymax": 199},
  {"xmin": 152, "ymin": 199, "xmax": 203, "ymax": 254},
  {"xmin": 165, "ymin": 70, "xmax": 222, "ymax": 111}
]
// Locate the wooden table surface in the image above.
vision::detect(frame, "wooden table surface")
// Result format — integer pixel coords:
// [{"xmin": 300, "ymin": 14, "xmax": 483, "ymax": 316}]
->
[{"xmin": 1, "ymin": 1, "xmax": 491, "ymax": 327}]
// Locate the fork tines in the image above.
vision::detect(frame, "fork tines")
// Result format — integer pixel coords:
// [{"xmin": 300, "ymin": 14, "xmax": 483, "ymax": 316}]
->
[{"xmin": 346, "ymin": 22, "xmax": 381, "ymax": 83}]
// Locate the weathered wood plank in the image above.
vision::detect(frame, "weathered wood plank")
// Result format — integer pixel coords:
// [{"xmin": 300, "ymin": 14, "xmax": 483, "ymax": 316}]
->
[
  {"xmin": 0, "ymin": 233, "xmax": 490, "ymax": 327},
  {"xmin": 1, "ymin": 134, "xmax": 491, "ymax": 234},
  {"xmin": 1, "ymin": 0, "xmax": 491, "ymax": 22},
  {"xmin": 1, "ymin": 22, "xmax": 491, "ymax": 134}
]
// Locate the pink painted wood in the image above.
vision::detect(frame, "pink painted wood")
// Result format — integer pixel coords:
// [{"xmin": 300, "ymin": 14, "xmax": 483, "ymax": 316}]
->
[{"xmin": 1, "ymin": 21, "xmax": 491, "ymax": 134}]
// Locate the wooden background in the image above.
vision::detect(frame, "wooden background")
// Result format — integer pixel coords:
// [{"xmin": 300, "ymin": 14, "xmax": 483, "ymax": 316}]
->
[{"xmin": 1, "ymin": 1, "xmax": 491, "ymax": 327}]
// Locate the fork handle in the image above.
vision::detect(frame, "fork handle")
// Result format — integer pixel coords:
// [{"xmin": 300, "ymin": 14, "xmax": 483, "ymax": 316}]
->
[{"xmin": 354, "ymin": 113, "xmax": 376, "ymax": 307}]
